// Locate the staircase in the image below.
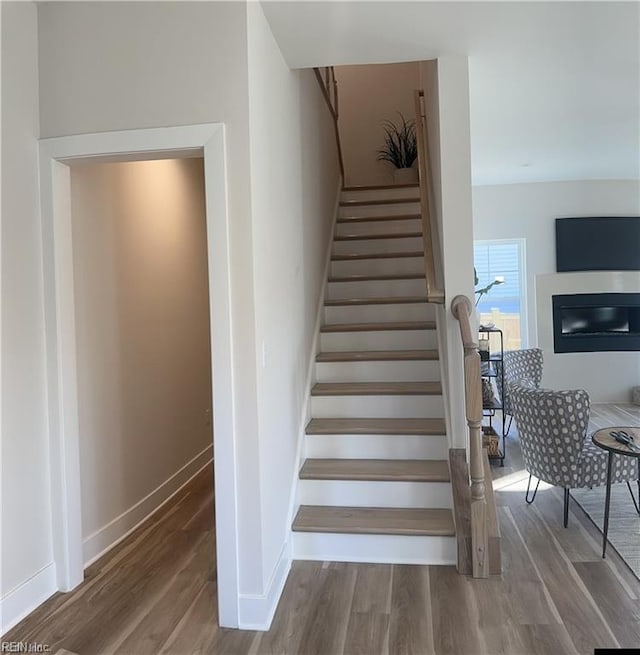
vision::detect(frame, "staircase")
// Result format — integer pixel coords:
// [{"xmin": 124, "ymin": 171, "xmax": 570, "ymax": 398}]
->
[{"xmin": 291, "ymin": 184, "xmax": 456, "ymax": 565}]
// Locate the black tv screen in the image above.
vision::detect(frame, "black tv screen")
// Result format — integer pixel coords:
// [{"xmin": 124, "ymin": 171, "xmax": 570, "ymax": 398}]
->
[{"xmin": 556, "ymin": 217, "xmax": 640, "ymax": 272}]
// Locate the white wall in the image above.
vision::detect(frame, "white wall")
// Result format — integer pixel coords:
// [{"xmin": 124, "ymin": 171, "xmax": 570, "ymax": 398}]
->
[
  {"xmin": 473, "ymin": 180, "xmax": 640, "ymax": 400},
  {"xmin": 70, "ymin": 158, "xmax": 212, "ymax": 564},
  {"xmin": 432, "ymin": 56, "xmax": 476, "ymax": 449},
  {"xmin": 536, "ymin": 271, "xmax": 640, "ymax": 402},
  {"xmin": 37, "ymin": 0, "xmax": 265, "ymax": 604},
  {"xmin": 246, "ymin": 1, "xmax": 340, "ymax": 616},
  {"xmin": 1, "ymin": 1, "xmax": 56, "ymax": 633},
  {"xmin": 334, "ymin": 62, "xmax": 421, "ymax": 187},
  {"xmin": 31, "ymin": 0, "xmax": 339, "ymax": 630}
]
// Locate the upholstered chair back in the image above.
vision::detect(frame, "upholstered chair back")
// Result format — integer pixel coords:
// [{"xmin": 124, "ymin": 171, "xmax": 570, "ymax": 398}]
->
[
  {"xmin": 509, "ymin": 385, "xmax": 590, "ymax": 488},
  {"xmin": 496, "ymin": 348, "xmax": 544, "ymax": 415}
]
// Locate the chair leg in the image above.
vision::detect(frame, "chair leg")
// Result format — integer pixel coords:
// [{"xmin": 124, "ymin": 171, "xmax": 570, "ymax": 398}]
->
[
  {"xmin": 525, "ymin": 474, "xmax": 540, "ymax": 504},
  {"xmin": 626, "ymin": 481, "xmax": 640, "ymax": 515},
  {"xmin": 563, "ymin": 488, "xmax": 570, "ymax": 528}
]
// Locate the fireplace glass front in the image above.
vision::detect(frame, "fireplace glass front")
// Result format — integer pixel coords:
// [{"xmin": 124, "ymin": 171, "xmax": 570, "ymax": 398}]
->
[{"xmin": 552, "ymin": 293, "xmax": 640, "ymax": 353}]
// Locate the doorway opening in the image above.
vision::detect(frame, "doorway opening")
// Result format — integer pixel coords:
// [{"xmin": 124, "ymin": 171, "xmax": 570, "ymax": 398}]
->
[
  {"xmin": 39, "ymin": 125, "xmax": 239, "ymax": 627},
  {"xmin": 70, "ymin": 155, "xmax": 213, "ymax": 561}
]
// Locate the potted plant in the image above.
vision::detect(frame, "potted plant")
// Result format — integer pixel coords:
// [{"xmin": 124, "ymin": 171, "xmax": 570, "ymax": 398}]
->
[
  {"xmin": 377, "ymin": 113, "xmax": 418, "ymax": 185},
  {"xmin": 474, "ymin": 268, "xmax": 505, "ymax": 307},
  {"xmin": 474, "ymin": 266, "xmax": 505, "ymax": 330}
]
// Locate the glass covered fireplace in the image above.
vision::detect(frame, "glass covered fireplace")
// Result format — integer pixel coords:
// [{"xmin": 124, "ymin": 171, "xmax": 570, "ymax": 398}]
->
[{"xmin": 552, "ymin": 292, "xmax": 640, "ymax": 353}]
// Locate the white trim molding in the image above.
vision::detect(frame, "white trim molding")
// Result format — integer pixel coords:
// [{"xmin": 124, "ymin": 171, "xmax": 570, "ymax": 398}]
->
[
  {"xmin": 83, "ymin": 446, "xmax": 213, "ymax": 567},
  {"xmin": 0, "ymin": 563, "xmax": 57, "ymax": 636},
  {"xmin": 38, "ymin": 123, "xmax": 240, "ymax": 628},
  {"xmin": 238, "ymin": 541, "xmax": 292, "ymax": 631}
]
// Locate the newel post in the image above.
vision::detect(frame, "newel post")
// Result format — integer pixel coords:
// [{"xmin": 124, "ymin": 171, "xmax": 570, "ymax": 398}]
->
[{"xmin": 451, "ymin": 295, "xmax": 489, "ymax": 578}]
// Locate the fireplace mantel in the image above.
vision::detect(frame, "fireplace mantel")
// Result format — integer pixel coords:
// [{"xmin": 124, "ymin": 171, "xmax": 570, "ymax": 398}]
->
[{"xmin": 535, "ymin": 271, "xmax": 640, "ymax": 402}]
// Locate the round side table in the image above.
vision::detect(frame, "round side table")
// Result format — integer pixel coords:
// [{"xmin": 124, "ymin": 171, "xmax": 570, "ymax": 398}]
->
[{"xmin": 591, "ymin": 426, "xmax": 640, "ymax": 558}]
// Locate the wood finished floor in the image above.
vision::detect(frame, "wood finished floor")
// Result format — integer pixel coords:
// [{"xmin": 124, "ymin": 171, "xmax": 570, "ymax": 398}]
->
[{"xmin": 8, "ymin": 415, "xmax": 640, "ymax": 654}]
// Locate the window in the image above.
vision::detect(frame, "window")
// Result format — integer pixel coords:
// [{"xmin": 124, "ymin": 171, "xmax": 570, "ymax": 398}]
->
[{"xmin": 474, "ymin": 239, "xmax": 527, "ymax": 349}]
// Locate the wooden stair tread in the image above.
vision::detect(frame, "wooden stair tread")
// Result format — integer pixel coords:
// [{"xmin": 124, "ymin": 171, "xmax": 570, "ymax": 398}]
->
[
  {"xmin": 337, "ymin": 213, "xmax": 420, "ymax": 224},
  {"xmin": 299, "ymin": 458, "xmax": 450, "ymax": 482},
  {"xmin": 340, "ymin": 198, "xmax": 420, "ymax": 207},
  {"xmin": 321, "ymin": 320, "xmax": 436, "ymax": 333},
  {"xmin": 292, "ymin": 505, "xmax": 455, "ymax": 536},
  {"xmin": 342, "ymin": 184, "xmax": 419, "ymax": 191},
  {"xmin": 328, "ymin": 273, "xmax": 424, "ymax": 283},
  {"xmin": 311, "ymin": 381, "xmax": 441, "ymax": 396},
  {"xmin": 306, "ymin": 418, "xmax": 446, "ymax": 436},
  {"xmin": 316, "ymin": 349, "xmax": 438, "ymax": 362},
  {"xmin": 332, "ymin": 251, "xmax": 424, "ymax": 261},
  {"xmin": 325, "ymin": 296, "xmax": 428, "ymax": 306},
  {"xmin": 334, "ymin": 231, "xmax": 422, "ymax": 242}
]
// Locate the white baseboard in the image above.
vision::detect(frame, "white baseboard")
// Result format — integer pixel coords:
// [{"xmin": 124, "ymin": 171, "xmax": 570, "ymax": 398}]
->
[
  {"xmin": 83, "ymin": 444, "xmax": 213, "ymax": 567},
  {"xmin": 0, "ymin": 562, "xmax": 57, "ymax": 636},
  {"xmin": 238, "ymin": 541, "xmax": 292, "ymax": 631}
]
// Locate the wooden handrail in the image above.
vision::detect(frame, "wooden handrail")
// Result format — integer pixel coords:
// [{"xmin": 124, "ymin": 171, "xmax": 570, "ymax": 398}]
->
[
  {"xmin": 414, "ymin": 90, "xmax": 444, "ymax": 305},
  {"xmin": 314, "ymin": 67, "xmax": 345, "ymax": 179},
  {"xmin": 451, "ymin": 294, "xmax": 489, "ymax": 578}
]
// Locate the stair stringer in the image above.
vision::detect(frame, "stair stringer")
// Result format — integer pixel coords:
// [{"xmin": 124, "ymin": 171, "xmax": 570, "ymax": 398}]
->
[{"xmin": 283, "ymin": 178, "xmax": 343, "ymax": 539}]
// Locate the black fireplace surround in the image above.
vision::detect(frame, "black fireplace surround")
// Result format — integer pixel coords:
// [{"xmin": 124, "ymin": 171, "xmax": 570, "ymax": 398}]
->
[{"xmin": 552, "ymin": 293, "xmax": 640, "ymax": 353}]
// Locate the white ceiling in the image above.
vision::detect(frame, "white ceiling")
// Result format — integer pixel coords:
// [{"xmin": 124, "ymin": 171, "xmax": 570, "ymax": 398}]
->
[{"xmin": 262, "ymin": 1, "xmax": 640, "ymax": 185}]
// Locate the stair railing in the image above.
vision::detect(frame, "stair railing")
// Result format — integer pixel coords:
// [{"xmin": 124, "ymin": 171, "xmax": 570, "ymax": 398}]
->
[
  {"xmin": 414, "ymin": 89, "xmax": 444, "ymax": 305},
  {"xmin": 314, "ymin": 67, "xmax": 345, "ymax": 179},
  {"xmin": 451, "ymin": 294, "xmax": 489, "ymax": 577}
]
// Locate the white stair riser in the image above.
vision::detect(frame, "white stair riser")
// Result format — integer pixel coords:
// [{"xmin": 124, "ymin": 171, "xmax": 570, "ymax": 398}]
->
[
  {"xmin": 330, "ymin": 256, "xmax": 425, "ymax": 277},
  {"xmin": 339, "ymin": 201, "xmax": 420, "ymax": 219},
  {"xmin": 292, "ymin": 532, "xmax": 457, "ymax": 566},
  {"xmin": 324, "ymin": 302, "xmax": 433, "ymax": 324},
  {"xmin": 333, "ymin": 236, "xmax": 424, "ymax": 256},
  {"xmin": 297, "ymin": 480, "xmax": 452, "ymax": 508},
  {"xmin": 310, "ymin": 394, "xmax": 444, "ymax": 418},
  {"xmin": 316, "ymin": 360, "xmax": 440, "ymax": 383},
  {"xmin": 321, "ymin": 330, "xmax": 437, "ymax": 352},
  {"xmin": 327, "ymin": 278, "xmax": 426, "ymax": 300},
  {"xmin": 340, "ymin": 187, "xmax": 419, "ymax": 202},
  {"xmin": 305, "ymin": 434, "xmax": 449, "ymax": 460},
  {"xmin": 291, "ymin": 532, "xmax": 457, "ymax": 565},
  {"xmin": 335, "ymin": 218, "xmax": 421, "ymax": 237}
]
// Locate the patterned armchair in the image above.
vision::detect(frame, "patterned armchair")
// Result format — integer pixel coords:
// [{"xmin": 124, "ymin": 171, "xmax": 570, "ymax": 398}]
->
[
  {"xmin": 495, "ymin": 348, "xmax": 543, "ymax": 433},
  {"xmin": 509, "ymin": 384, "xmax": 639, "ymax": 526}
]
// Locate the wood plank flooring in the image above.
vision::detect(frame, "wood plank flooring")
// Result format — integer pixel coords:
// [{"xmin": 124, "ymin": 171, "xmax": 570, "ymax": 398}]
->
[
  {"xmin": 320, "ymin": 321, "xmax": 436, "ymax": 333},
  {"xmin": 292, "ymin": 506, "xmax": 455, "ymax": 536},
  {"xmin": 305, "ymin": 417, "xmax": 447, "ymax": 435},
  {"xmin": 316, "ymin": 350, "xmax": 438, "ymax": 362},
  {"xmin": 299, "ymin": 458, "xmax": 450, "ymax": 481},
  {"xmin": 311, "ymin": 381, "xmax": 442, "ymax": 396},
  {"xmin": 8, "ymin": 410, "xmax": 640, "ymax": 654}
]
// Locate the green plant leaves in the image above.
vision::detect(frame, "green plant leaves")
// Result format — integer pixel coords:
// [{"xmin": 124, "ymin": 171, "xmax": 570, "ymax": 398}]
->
[{"xmin": 376, "ymin": 113, "xmax": 417, "ymax": 169}]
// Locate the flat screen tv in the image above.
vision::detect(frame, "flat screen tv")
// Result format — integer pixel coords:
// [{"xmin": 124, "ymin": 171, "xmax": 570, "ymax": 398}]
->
[{"xmin": 555, "ymin": 217, "xmax": 640, "ymax": 272}]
